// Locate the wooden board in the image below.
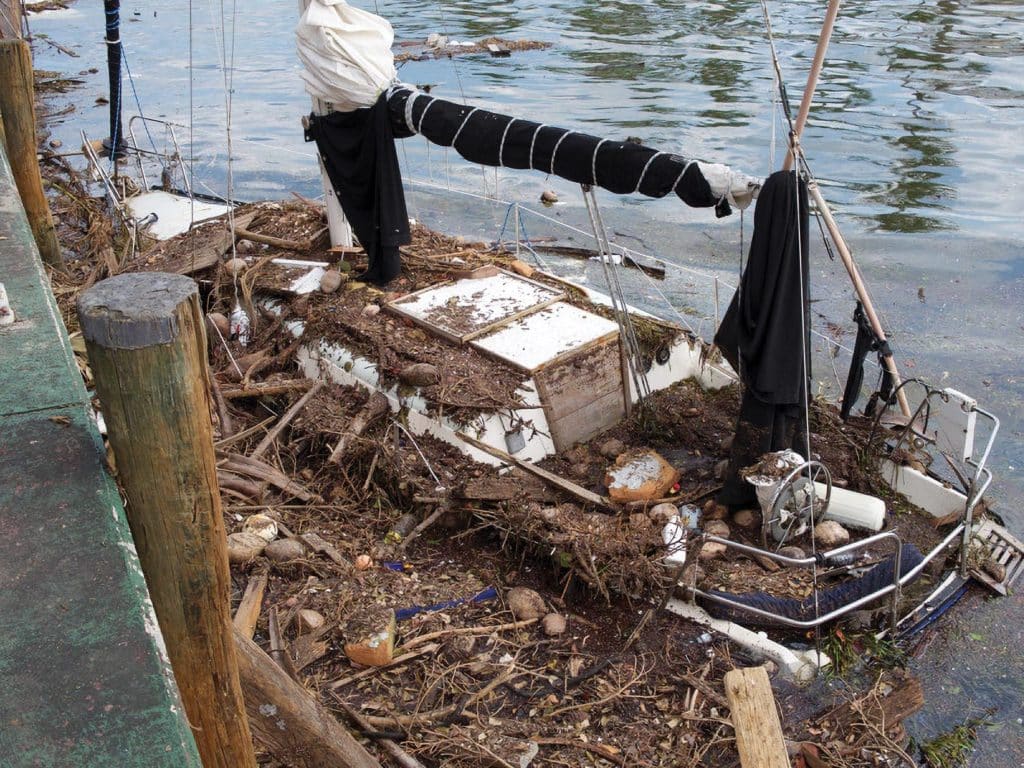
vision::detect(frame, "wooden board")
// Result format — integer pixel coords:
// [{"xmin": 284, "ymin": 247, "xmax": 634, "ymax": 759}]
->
[
  {"xmin": 723, "ymin": 667, "xmax": 789, "ymax": 768},
  {"xmin": 470, "ymin": 301, "xmax": 619, "ymax": 373},
  {"xmin": 534, "ymin": 337, "xmax": 625, "ymax": 451},
  {"xmin": 385, "ymin": 269, "xmax": 564, "ymax": 344}
]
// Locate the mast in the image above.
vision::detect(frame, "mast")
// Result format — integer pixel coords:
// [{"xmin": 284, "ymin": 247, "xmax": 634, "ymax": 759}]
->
[
  {"xmin": 102, "ymin": 0, "xmax": 125, "ymax": 159},
  {"xmin": 298, "ymin": 0, "xmax": 353, "ymax": 248},
  {"xmin": 784, "ymin": 0, "xmax": 912, "ymax": 418}
]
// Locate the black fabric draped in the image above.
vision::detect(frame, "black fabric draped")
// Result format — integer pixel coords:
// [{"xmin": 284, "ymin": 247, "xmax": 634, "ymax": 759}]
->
[
  {"xmin": 387, "ymin": 86, "xmax": 734, "ymax": 217},
  {"xmin": 304, "ymin": 92, "xmax": 410, "ymax": 285},
  {"xmin": 713, "ymin": 170, "xmax": 811, "ymax": 508}
]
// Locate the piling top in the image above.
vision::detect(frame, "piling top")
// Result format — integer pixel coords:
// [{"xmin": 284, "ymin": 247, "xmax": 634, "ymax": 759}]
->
[{"xmin": 78, "ymin": 272, "xmax": 198, "ymax": 349}]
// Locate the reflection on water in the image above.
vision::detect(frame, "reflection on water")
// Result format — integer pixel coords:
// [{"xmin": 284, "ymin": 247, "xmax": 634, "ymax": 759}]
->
[{"xmin": 32, "ymin": 0, "xmax": 1023, "ymax": 239}]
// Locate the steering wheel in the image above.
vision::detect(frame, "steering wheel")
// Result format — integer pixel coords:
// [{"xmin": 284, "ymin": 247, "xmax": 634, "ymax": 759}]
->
[{"xmin": 761, "ymin": 460, "xmax": 833, "ymax": 551}]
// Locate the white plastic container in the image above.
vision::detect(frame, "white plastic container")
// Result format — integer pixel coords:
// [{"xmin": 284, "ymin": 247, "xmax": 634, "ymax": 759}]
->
[{"xmin": 817, "ymin": 483, "xmax": 886, "ymax": 532}]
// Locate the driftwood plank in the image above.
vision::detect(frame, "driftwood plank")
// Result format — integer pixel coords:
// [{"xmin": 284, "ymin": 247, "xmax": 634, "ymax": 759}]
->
[
  {"xmin": 724, "ymin": 666, "xmax": 789, "ymax": 768},
  {"xmin": 233, "ymin": 629, "xmax": 381, "ymax": 768}
]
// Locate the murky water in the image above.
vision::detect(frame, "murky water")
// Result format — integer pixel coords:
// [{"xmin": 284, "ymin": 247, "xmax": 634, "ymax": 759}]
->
[{"xmin": 30, "ymin": 0, "xmax": 1023, "ymax": 760}]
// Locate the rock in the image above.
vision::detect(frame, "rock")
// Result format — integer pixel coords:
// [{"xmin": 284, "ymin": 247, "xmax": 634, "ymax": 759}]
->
[
  {"xmin": 224, "ymin": 257, "xmax": 247, "ymax": 276},
  {"xmin": 354, "ymin": 554, "xmax": 373, "ymax": 570},
  {"xmin": 227, "ymin": 532, "xmax": 267, "ymax": 564},
  {"xmin": 242, "ymin": 513, "xmax": 278, "ymax": 542},
  {"xmin": 361, "ymin": 303, "xmax": 380, "ymax": 317},
  {"xmin": 720, "ymin": 434, "xmax": 734, "ymax": 453},
  {"xmin": 264, "ymin": 538, "xmax": 307, "ymax": 562},
  {"xmin": 320, "ymin": 269, "xmax": 344, "ymax": 293},
  {"xmin": 507, "ymin": 587, "xmax": 546, "ymax": 620},
  {"xmin": 208, "ymin": 311, "xmax": 230, "ymax": 338},
  {"xmin": 604, "ymin": 449, "xmax": 680, "ymax": 503},
  {"xmin": 398, "ymin": 362, "xmax": 440, "ymax": 387},
  {"xmin": 704, "ymin": 520, "xmax": 730, "ymax": 539},
  {"xmin": 539, "ymin": 507, "xmax": 561, "ymax": 525},
  {"xmin": 540, "ymin": 189, "xmax": 559, "ymax": 204},
  {"xmin": 297, "ymin": 609, "xmax": 325, "ymax": 634},
  {"xmin": 699, "ymin": 540, "xmax": 727, "ymax": 561},
  {"xmin": 509, "ymin": 259, "xmax": 534, "ymax": 278},
  {"xmin": 648, "ymin": 502, "xmax": 678, "ymax": 525},
  {"xmin": 291, "ymin": 296, "xmax": 309, "ymax": 317},
  {"xmin": 542, "ymin": 613, "xmax": 567, "ymax": 636},
  {"xmin": 813, "ymin": 520, "xmax": 850, "ymax": 548},
  {"xmin": 777, "ymin": 545, "xmax": 806, "ymax": 560},
  {"xmin": 598, "ymin": 438, "xmax": 625, "ymax": 459},
  {"xmin": 702, "ymin": 499, "xmax": 729, "ymax": 520},
  {"xmin": 343, "ymin": 606, "xmax": 396, "ymax": 667},
  {"xmin": 731, "ymin": 509, "xmax": 758, "ymax": 528},
  {"xmin": 49, "ymin": 138, "xmax": 62, "ymax": 149}
]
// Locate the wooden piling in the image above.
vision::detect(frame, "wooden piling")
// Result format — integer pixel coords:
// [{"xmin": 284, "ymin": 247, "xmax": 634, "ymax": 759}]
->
[
  {"xmin": 78, "ymin": 273, "xmax": 256, "ymax": 768},
  {"xmin": 0, "ymin": 39, "xmax": 62, "ymax": 267}
]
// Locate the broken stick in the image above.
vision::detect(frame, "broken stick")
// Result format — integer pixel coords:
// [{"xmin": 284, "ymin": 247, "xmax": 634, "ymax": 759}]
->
[
  {"xmin": 329, "ymin": 393, "xmax": 390, "ymax": 464},
  {"xmin": 235, "ymin": 225, "xmax": 311, "ymax": 252},
  {"xmin": 234, "ymin": 569, "xmax": 268, "ymax": 639},
  {"xmin": 250, "ymin": 379, "xmax": 325, "ymax": 459},
  {"xmin": 333, "ymin": 697, "xmax": 427, "ymax": 768},
  {"xmin": 222, "ymin": 379, "xmax": 314, "ymax": 400},
  {"xmin": 456, "ymin": 432, "xmax": 614, "ymax": 511}
]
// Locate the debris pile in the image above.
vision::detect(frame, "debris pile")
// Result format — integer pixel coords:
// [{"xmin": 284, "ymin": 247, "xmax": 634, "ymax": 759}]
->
[{"xmin": 43, "ymin": 167, "xmax": 945, "ymax": 767}]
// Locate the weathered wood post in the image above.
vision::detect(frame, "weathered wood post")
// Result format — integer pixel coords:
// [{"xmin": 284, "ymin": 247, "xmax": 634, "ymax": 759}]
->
[
  {"xmin": 723, "ymin": 666, "xmax": 789, "ymax": 768},
  {"xmin": 78, "ymin": 273, "xmax": 256, "ymax": 768},
  {"xmin": 0, "ymin": 38, "xmax": 62, "ymax": 267}
]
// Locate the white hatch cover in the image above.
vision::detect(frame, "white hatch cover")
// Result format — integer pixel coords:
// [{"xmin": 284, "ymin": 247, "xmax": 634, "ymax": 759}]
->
[
  {"xmin": 126, "ymin": 190, "xmax": 234, "ymax": 241},
  {"xmin": 471, "ymin": 301, "xmax": 619, "ymax": 373},
  {"xmin": 386, "ymin": 270, "xmax": 564, "ymax": 343}
]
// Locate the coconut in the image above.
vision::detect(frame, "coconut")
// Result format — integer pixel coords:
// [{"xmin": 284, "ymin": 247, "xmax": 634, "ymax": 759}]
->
[{"xmin": 507, "ymin": 587, "xmax": 546, "ymax": 620}]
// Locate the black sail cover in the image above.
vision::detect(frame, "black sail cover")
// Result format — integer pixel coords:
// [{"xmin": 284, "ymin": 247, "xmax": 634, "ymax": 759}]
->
[
  {"xmin": 713, "ymin": 170, "xmax": 811, "ymax": 508},
  {"xmin": 387, "ymin": 86, "xmax": 737, "ymax": 217}
]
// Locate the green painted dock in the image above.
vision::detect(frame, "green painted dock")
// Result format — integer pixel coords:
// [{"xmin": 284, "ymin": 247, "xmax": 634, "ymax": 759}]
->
[{"xmin": 0, "ymin": 146, "xmax": 201, "ymax": 765}]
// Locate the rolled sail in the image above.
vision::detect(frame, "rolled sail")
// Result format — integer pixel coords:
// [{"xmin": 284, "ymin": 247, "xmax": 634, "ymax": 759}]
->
[{"xmin": 387, "ymin": 85, "xmax": 759, "ymax": 216}]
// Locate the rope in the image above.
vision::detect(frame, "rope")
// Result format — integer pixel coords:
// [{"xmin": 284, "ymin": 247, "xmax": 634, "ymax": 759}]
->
[
  {"xmin": 120, "ymin": 45, "xmax": 159, "ymax": 158},
  {"xmin": 633, "ymin": 151, "xmax": 662, "ymax": 194},
  {"xmin": 548, "ymin": 130, "xmax": 574, "ymax": 175},
  {"xmin": 527, "ymin": 123, "xmax": 547, "ymax": 171},
  {"xmin": 498, "ymin": 118, "xmax": 516, "ymax": 168},
  {"xmin": 449, "ymin": 106, "xmax": 478, "ymax": 149},
  {"xmin": 590, "ymin": 138, "xmax": 608, "ymax": 186}
]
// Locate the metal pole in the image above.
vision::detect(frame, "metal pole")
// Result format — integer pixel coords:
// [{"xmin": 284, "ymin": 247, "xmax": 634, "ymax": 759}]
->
[{"xmin": 102, "ymin": 0, "xmax": 125, "ymax": 159}]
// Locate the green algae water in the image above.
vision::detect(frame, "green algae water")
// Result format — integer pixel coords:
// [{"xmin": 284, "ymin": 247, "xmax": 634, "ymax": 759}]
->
[{"xmin": 29, "ymin": 1, "xmax": 1024, "ymax": 762}]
